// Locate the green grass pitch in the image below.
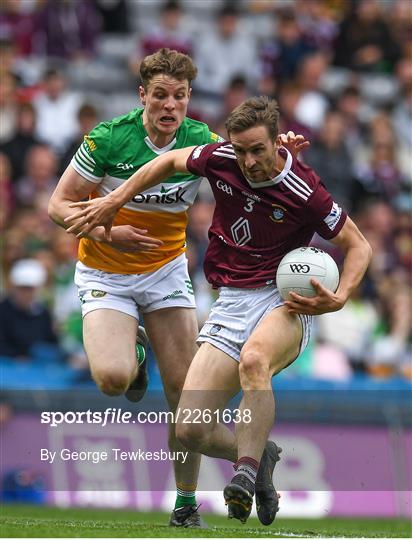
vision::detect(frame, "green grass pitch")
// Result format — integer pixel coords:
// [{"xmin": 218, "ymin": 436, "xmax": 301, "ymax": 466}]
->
[{"xmin": 1, "ymin": 504, "xmax": 411, "ymax": 538}]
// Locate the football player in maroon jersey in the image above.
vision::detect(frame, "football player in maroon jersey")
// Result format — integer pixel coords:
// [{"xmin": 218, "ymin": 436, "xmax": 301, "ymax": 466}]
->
[{"xmin": 66, "ymin": 97, "xmax": 372, "ymax": 525}]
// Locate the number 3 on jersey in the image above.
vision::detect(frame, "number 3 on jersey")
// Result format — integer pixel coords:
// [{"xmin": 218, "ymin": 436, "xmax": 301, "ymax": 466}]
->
[{"xmin": 244, "ymin": 198, "xmax": 255, "ymax": 213}]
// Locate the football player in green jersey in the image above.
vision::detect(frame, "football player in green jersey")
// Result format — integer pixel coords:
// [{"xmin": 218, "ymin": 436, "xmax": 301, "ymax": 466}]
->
[{"xmin": 49, "ymin": 48, "xmax": 308, "ymax": 527}]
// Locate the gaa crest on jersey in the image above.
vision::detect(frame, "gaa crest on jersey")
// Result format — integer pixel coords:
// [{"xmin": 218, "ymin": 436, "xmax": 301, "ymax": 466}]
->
[{"xmin": 270, "ymin": 204, "xmax": 286, "ymax": 223}]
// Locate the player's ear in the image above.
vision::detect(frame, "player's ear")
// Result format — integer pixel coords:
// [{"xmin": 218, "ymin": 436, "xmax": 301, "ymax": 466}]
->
[
  {"xmin": 272, "ymin": 135, "xmax": 281, "ymax": 153},
  {"xmin": 139, "ymin": 85, "xmax": 146, "ymax": 105},
  {"xmin": 188, "ymin": 87, "xmax": 192, "ymax": 99}
]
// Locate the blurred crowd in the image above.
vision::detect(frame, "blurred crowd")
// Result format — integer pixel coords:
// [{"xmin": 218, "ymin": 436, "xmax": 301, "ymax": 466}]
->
[{"xmin": 0, "ymin": 0, "xmax": 411, "ymax": 384}]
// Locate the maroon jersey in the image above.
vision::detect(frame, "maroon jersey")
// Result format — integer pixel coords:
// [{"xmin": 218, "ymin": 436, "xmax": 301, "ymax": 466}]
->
[{"xmin": 187, "ymin": 142, "xmax": 347, "ymax": 288}]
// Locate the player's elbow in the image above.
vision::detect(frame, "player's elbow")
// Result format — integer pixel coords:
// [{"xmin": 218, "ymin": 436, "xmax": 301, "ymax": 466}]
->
[
  {"xmin": 364, "ymin": 238, "xmax": 373, "ymax": 264},
  {"xmin": 356, "ymin": 233, "xmax": 373, "ymax": 266},
  {"xmin": 48, "ymin": 195, "xmax": 65, "ymax": 227},
  {"xmin": 341, "ymin": 220, "xmax": 373, "ymax": 266},
  {"xmin": 47, "ymin": 196, "xmax": 59, "ymax": 223}
]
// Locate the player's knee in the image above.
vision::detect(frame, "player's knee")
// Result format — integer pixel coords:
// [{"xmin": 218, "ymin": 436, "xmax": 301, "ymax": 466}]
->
[
  {"xmin": 239, "ymin": 348, "xmax": 270, "ymax": 388},
  {"xmin": 176, "ymin": 422, "xmax": 210, "ymax": 452},
  {"xmin": 93, "ymin": 367, "xmax": 131, "ymax": 396}
]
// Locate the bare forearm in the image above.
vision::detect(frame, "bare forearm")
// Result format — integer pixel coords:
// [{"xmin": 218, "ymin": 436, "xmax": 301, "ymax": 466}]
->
[
  {"xmin": 108, "ymin": 153, "xmax": 178, "ymax": 209},
  {"xmin": 337, "ymin": 241, "xmax": 372, "ymax": 301},
  {"xmin": 330, "ymin": 217, "xmax": 373, "ymax": 303},
  {"xmin": 48, "ymin": 198, "xmax": 105, "ymax": 242}
]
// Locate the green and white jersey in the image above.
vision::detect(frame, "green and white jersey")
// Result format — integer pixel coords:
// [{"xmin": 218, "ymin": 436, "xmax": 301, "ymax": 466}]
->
[{"xmin": 71, "ymin": 108, "xmax": 222, "ymax": 274}]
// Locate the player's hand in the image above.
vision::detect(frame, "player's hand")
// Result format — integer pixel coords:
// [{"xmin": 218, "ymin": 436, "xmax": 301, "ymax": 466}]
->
[
  {"xmin": 284, "ymin": 279, "xmax": 345, "ymax": 315},
  {"xmin": 65, "ymin": 197, "xmax": 119, "ymax": 240},
  {"xmin": 107, "ymin": 225, "xmax": 163, "ymax": 252},
  {"xmin": 279, "ymin": 131, "xmax": 310, "ymax": 159}
]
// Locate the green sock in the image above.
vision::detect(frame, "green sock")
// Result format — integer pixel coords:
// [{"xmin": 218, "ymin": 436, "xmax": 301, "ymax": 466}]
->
[{"xmin": 175, "ymin": 486, "xmax": 196, "ymax": 509}]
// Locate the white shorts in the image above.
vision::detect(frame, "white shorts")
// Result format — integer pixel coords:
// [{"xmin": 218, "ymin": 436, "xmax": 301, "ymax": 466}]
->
[
  {"xmin": 198, "ymin": 286, "xmax": 312, "ymax": 363},
  {"xmin": 74, "ymin": 253, "xmax": 196, "ymax": 319}
]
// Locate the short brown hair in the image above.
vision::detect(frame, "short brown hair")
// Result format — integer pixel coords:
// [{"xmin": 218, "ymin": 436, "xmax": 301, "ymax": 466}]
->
[
  {"xmin": 139, "ymin": 48, "xmax": 197, "ymax": 89},
  {"xmin": 225, "ymin": 96, "xmax": 280, "ymax": 141}
]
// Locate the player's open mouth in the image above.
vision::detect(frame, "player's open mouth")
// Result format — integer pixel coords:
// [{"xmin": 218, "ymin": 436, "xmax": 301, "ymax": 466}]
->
[{"xmin": 159, "ymin": 116, "xmax": 176, "ymax": 124}]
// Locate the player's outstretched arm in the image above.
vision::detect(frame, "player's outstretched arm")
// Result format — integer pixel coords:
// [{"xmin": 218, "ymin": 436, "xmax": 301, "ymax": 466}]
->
[
  {"xmin": 49, "ymin": 165, "xmax": 163, "ymax": 251},
  {"xmin": 285, "ymin": 217, "xmax": 372, "ymax": 316},
  {"xmin": 65, "ymin": 146, "xmax": 194, "ymax": 239}
]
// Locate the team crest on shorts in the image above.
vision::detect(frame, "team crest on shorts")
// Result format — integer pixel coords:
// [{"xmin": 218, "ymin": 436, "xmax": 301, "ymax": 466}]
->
[
  {"xmin": 208, "ymin": 324, "xmax": 222, "ymax": 336},
  {"xmin": 91, "ymin": 290, "xmax": 107, "ymax": 298},
  {"xmin": 270, "ymin": 204, "xmax": 286, "ymax": 223}
]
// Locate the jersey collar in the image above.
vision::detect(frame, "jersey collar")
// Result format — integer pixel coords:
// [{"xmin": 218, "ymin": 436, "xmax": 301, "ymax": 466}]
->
[
  {"xmin": 143, "ymin": 135, "xmax": 177, "ymax": 155},
  {"xmin": 245, "ymin": 147, "xmax": 292, "ymax": 189},
  {"xmin": 136, "ymin": 108, "xmax": 178, "ymax": 155}
]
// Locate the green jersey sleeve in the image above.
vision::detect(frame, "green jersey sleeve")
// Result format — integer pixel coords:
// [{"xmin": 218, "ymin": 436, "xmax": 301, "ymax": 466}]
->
[{"xmin": 71, "ymin": 122, "xmax": 111, "ymax": 183}]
